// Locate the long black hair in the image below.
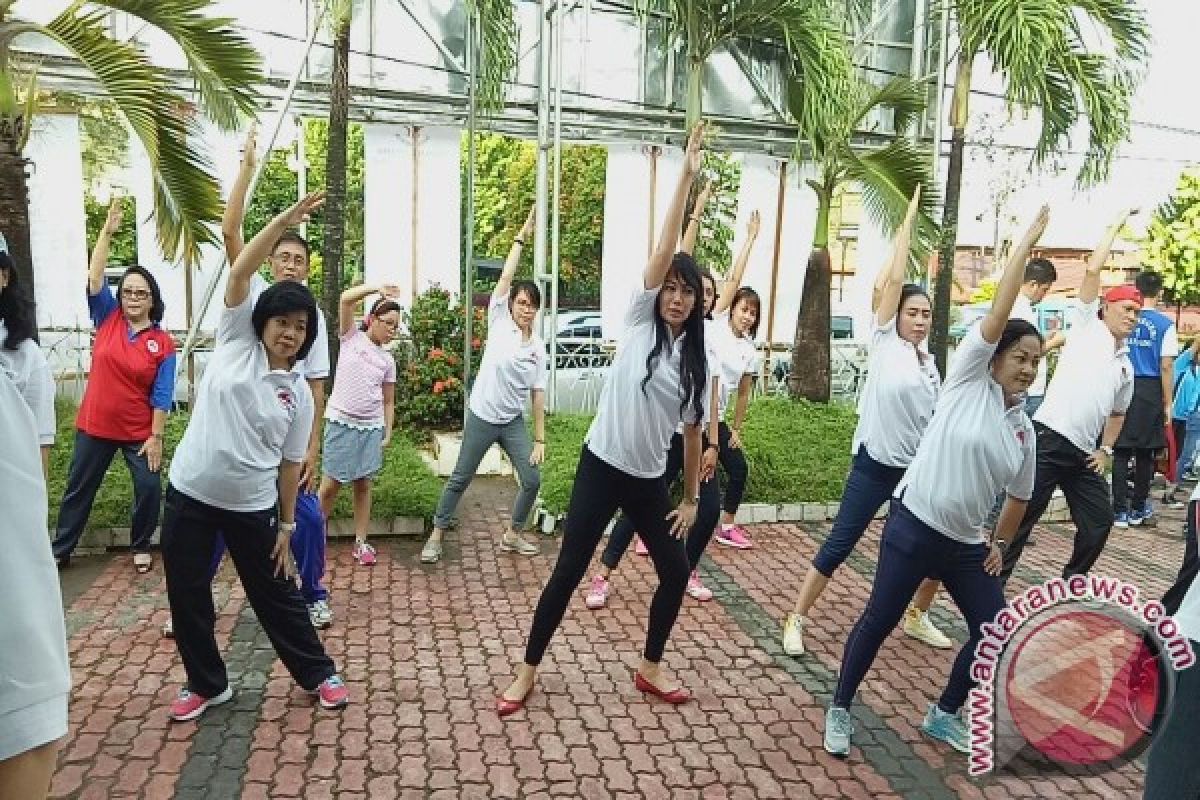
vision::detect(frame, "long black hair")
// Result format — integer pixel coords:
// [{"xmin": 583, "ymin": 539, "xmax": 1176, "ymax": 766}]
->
[
  {"xmin": 699, "ymin": 267, "xmax": 717, "ymax": 320},
  {"xmin": 642, "ymin": 252, "xmax": 707, "ymax": 422},
  {"xmin": 0, "ymin": 251, "xmax": 37, "ymax": 349},
  {"xmin": 116, "ymin": 265, "xmax": 166, "ymax": 324},
  {"xmin": 252, "ymin": 281, "xmax": 320, "ymax": 362}
]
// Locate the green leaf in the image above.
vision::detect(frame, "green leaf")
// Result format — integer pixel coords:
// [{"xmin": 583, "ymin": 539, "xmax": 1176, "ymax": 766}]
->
[{"xmin": 467, "ymin": 0, "xmax": 518, "ymax": 114}]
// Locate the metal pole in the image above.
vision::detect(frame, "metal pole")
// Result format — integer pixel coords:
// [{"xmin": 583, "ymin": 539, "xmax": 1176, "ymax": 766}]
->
[
  {"xmin": 533, "ymin": 0, "xmax": 553, "ymax": 328},
  {"xmin": 177, "ymin": 0, "xmax": 329, "ymax": 376},
  {"xmin": 765, "ymin": 160, "xmax": 787, "ymax": 344},
  {"xmin": 548, "ymin": 2, "xmax": 564, "ymax": 412},
  {"xmin": 296, "ymin": 115, "xmax": 308, "ymax": 238},
  {"xmin": 929, "ymin": 0, "xmax": 950, "ymax": 287},
  {"xmin": 462, "ymin": 10, "xmax": 478, "ymax": 427}
]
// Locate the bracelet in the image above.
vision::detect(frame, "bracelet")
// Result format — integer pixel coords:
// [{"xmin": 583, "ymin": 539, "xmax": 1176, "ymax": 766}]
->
[
  {"xmin": 279, "ymin": 521, "xmax": 296, "ymax": 534},
  {"xmin": 514, "ymin": 238, "xmax": 526, "ymax": 246},
  {"xmin": 534, "ymin": 439, "xmax": 545, "ymax": 444}
]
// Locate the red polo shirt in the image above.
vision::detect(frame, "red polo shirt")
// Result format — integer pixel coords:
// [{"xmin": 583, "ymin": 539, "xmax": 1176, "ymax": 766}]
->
[{"xmin": 77, "ymin": 285, "xmax": 177, "ymax": 442}]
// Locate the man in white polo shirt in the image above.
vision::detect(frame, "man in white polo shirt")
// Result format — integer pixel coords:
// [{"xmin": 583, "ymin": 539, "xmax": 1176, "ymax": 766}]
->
[{"xmin": 999, "ymin": 212, "xmax": 1139, "ymax": 584}]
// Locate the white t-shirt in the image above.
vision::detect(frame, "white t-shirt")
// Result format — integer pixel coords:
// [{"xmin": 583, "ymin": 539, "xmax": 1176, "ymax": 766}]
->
[
  {"xmin": 1010, "ymin": 294, "xmax": 1048, "ymax": 397},
  {"xmin": 852, "ymin": 317, "xmax": 941, "ymax": 468},
  {"xmin": 169, "ymin": 294, "xmax": 315, "ymax": 512},
  {"xmin": 0, "ymin": 321, "xmax": 55, "ymax": 445},
  {"xmin": 468, "ymin": 290, "xmax": 548, "ymax": 425},
  {"xmin": 0, "ymin": 368, "xmax": 70, "ymax": 722},
  {"xmin": 894, "ymin": 324, "xmax": 1037, "ymax": 544},
  {"xmin": 706, "ymin": 314, "xmax": 761, "ymax": 420},
  {"xmin": 1034, "ymin": 299, "xmax": 1134, "ymax": 454},
  {"xmin": 586, "ymin": 286, "xmax": 708, "ymax": 478},
  {"xmin": 249, "ymin": 273, "xmax": 329, "ymax": 381}
]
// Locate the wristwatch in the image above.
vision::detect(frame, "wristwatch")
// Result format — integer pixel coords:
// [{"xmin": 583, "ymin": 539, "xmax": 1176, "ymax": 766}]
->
[
  {"xmin": 279, "ymin": 521, "xmax": 297, "ymax": 534},
  {"xmin": 1100, "ymin": 445, "xmax": 1114, "ymax": 457},
  {"xmin": 993, "ymin": 539, "xmax": 1009, "ymax": 552}
]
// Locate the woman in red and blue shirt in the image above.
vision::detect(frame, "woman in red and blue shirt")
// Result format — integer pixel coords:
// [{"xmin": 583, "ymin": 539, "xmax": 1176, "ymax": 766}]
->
[{"xmin": 52, "ymin": 200, "xmax": 176, "ymax": 573}]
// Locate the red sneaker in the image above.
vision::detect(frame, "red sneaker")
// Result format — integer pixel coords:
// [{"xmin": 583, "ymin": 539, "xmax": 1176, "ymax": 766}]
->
[
  {"xmin": 169, "ymin": 686, "xmax": 233, "ymax": 722},
  {"xmin": 313, "ymin": 675, "xmax": 349, "ymax": 709},
  {"xmin": 715, "ymin": 524, "xmax": 753, "ymax": 550}
]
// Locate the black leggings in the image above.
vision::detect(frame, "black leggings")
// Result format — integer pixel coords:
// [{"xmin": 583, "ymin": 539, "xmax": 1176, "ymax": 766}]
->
[
  {"xmin": 717, "ymin": 421, "xmax": 749, "ymax": 514},
  {"xmin": 523, "ymin": 446, "xmax": 691, "ymax": 666},
  {"xmin": 602, "ymin": 432, "xmax": 721, "ymax": 572}
]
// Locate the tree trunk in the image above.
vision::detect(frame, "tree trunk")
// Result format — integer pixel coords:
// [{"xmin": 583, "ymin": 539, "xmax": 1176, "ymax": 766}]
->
[
  {"xmin": 685, "ymin": 60, "xmax": 703, "ymax": 132},
  {"xmin": 789, "ymin": 191, "xmax": 833, "ymax": 402},
  {"xmin": 0, "ymin": 119, "xmax": 35, "ymax": 304},
  {"xmin": 322, "ymin": 17, "xmax": 351, "ymax": 369},
  {"xmin": 930, "ymin": 53, "xmax": 973, "ymax": 376}
]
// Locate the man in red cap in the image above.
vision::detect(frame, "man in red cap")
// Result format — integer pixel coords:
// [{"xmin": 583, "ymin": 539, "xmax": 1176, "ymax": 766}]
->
[{"xmin": 997, "ymin": 210, "xmax": 1139, "ymax": 583}]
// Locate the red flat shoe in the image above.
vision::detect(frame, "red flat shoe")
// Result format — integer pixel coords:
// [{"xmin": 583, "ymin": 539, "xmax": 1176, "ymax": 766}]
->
[
  {"xmin": 635, "ymin": 672, "xmax": 691, "ymax": 704},
  {"xmin": 496, "ymin": 685, "xmax": 533, "ymax": 717}
]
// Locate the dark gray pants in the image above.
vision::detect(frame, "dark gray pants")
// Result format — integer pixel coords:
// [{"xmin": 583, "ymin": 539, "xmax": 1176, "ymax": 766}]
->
[{"xmin": 433, "ymin": 409, "xmax": 541, "ymax": 531}]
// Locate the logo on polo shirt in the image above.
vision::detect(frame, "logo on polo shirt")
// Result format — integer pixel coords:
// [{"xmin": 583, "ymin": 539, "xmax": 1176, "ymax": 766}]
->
[
  {"xmin": 276, "ymin": 388, "xmax": 297, "ymax": 413},
  {"xmin": 147, "ymin": 339, "xmax": 160, "ymax": 354}
]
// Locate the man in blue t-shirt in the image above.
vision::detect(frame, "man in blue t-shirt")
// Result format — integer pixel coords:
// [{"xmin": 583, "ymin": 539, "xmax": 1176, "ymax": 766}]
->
[{"xmin": 1113, "ymin": 271, "xmax": 1179, "ymax": 526}]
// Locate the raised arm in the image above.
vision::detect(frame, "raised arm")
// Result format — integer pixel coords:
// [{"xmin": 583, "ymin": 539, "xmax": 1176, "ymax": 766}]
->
[
  {"xmin": 221, "ymin": 126, "xmax": 257, "ymax": 263},
  {"xmin": 647, "ymin": 123, "xmax": 704, "ymax": 290},
  {"xmin": 226, "ymin": 191, "xmax": 325, "ymax": 309},
  {"xmin": 680, "ymin": 180, "xmax": 712, "ymax": 256},
  {"xmin": 89, "ymin": 199, "xmax": 123, "ymax": 295},
  {"xmin": 496, "ymin": 205, "xmax": 536, "ymax": 300},
  {"xmin": 713, "ymin": 211, "xmax": 761, "ymax": 315},
  {"xmin": 1079, "ymin": 209, "xmax": 1134, "ymax": 305},
  {"xmin": 981, "ymin": 205, "xmax": 1050, "ymax": 344},
  {"xmin": 875, "ymin": 186, "xmax": 922, "ymax": 328},
  {"xmin": 339, "ymin": 283, "xmax": 401, "ymax": 336}
]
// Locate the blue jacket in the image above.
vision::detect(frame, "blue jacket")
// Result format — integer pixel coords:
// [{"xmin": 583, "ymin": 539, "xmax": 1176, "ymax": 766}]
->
[{"xmin": 1173, "ymin": 349, "xmax": 1200, "ymax": 421}]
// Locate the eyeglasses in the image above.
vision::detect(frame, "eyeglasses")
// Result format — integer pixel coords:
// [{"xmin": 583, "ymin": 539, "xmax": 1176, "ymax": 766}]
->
[
  {"xmin": 121, "ymin": 288, "xmax": 151, "ymax": 300},
  {"xmin": 271, "ymin": 252, "xmax": 308, "ymax": 266}
]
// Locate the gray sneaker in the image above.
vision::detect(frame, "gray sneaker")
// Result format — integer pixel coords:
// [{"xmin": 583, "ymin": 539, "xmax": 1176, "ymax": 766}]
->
[
  {"xmin": 824, "ymin": 706, "xmax": 854, "ymax": 757},
  {"xmin": 309, "ymin": 599, "xmax": 333, "ymax": 629},
  {"xmin": 921, "ymin": 703, "xmax": 969, "ymax": 753}
]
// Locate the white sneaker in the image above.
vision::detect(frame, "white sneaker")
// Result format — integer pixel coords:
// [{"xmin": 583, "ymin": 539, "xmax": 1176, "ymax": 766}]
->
[
  {"xmin": 824, "ymin": 706, "xmax": 853, "ymax": 757},
  {"xmin": 162, "ymin": 618, "xmax": 174, "ymax": 638},
  {"xmin": 584, "ymin": 575, "xmax": 610, "ymax": 610},
  {"xmin": 903, "ymin": 606, "xmax": 953, "ymax": 649},
  {"xmin": 782, "ymin": 613, "xmax": 806, "ymax": 656},
  {"xmin": 686, "ymin": 571, "xmax": 713, "ymax": 601},
  {"xmin": 309, "ymin": 599, "xmax": 333, "ymax": 629}
]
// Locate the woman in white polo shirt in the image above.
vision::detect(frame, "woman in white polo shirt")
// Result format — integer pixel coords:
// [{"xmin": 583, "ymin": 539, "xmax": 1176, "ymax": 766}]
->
[
  {"xmin": 162, "ymin": 192, "xmax": 349, "ymax": 722},
  {"xmin": 497, "ymin": 124, "xmax": 711, "ymax": 716},
  {"xmin": 823, "ymin": 206, "xmax": 1049, "ymax": 759},
  {"xmin": 783, "ymin": 191, "xmax": 949, "ymax": 656},
  {"xmin": 419, "ymin": 206, "xmax": 547, "ymax": 564},
  {"xmin": 0, "ymin": 250, "xmax": 54, "ymax": 474}
]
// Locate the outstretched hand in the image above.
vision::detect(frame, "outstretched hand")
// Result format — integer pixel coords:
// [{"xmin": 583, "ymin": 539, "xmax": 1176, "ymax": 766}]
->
[
  {"xmin": 241, "ymin": 124, "xmax": 258, "ymax": 169},
  {"xmin": 379, "ymin": 284, "xmax": 403, "ymax": 300},
  {"xmin": 1020, "ymin": 204, "xmax": 1051, "ymax": 248},
  {"xmin": 747, "ymin": 210, "xmax": 761, "ymax": 239},
  {"xmin": 286, "ymin": 191, "xmax": 326, "ymax": 227},
  {"xmin": 520, "ymin": 205, "xmax": 537, "ymax": 240},
  {"xmin": 104, "ymin": 197, "xmax": 124, "ymax": 235}
]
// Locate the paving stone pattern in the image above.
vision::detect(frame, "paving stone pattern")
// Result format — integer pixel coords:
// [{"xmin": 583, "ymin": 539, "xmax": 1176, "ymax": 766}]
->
[{"xmin": 50, "ymin": 479, "xmax": 1186, "ymax": 798}]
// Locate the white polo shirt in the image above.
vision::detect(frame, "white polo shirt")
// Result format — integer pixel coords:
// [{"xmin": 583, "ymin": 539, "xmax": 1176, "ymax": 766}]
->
[
  {"xmin": 852, "ymin": 318, "xmax": 941, "ymax": 468},
  {"xmin": 706, "ymin": 314, "xmax": 761, "ymax": 420},
  {"xmin": 169, "ymin": 294, "xmax": 314, "ymax": 512},
  {"xmin": 0, "ymin": 368, "xmax": 70, "ymax": 725},
  {"xmin": 468, "ymin": 289, "xmax": 548, "ymax": 425},
  {"xmin": 1011, "ymin": 294, "xmax": 1048, "ymax": 397},
  {"xmin": 1033, "ymin": 299, "xmax": 1134, "ymax": 454},
  {"xmin": 250, "ymin": 273, "xmax": 329, "ymax": 381},
  {"xmin": 895, "ymin": 324, "xmax": 1036, "ymax": 544},
  {"xmin": 586, "ymin": 286, "xmax": 708, "ymax": 478},
  {"xmin": 0, "ymin": 321, "xmax": 55, "ymax": 446}
]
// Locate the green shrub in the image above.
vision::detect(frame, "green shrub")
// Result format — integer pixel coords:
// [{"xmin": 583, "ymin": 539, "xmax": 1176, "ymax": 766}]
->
[{"xmin": 536, "ymin": 396, "xmax": 857, "ymax": 515}]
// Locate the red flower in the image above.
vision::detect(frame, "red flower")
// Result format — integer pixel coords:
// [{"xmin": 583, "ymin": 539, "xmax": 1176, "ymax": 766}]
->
[
  {"xmin": 430, "ymin": 348, "xmax": 444, "ymax": 359},
  {"xmin": 472, "ymin": 337, "xmax": 482, "ymax": 349},
  {"xmin": 433, "ymin": 381, "xmax": 445, "ymax": 394}
]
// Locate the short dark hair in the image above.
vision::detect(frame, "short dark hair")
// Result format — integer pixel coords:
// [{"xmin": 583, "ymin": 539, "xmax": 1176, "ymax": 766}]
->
[
  {"xmin": 899, "ymin": 283, "xmax": 930, "ymax": 314},
  {"xmin": 1024, "ymin": 258, "xmax": 1057, "ymax": 285},
  {"xmin": 117, "ymin": 265, "xmax": 166, "ymax": 324},
  {"xmin": 730, "ymin": 287, "xmax": 761, "ymax": 339},
  {"xmin": 1135, "ymin": 270, "xmax": 1164, "ymax": 299},
  {"xmin": 272, "ymin": 231, "xmax": 311, "ymax": 259},
  {"xmin": 0, "ymin": 251, "xmax": 37, "ymax": 349},
  {"xmin": 252, "ymin": 281, "xmax": 319, "ymax": 362},
  {"xmin": 509, "ymin": 279, "xmax": 542, "ymax": 310},
  {"xmin": 994, "ymin": 318, "xmax": 1043, "ymax": 360}
]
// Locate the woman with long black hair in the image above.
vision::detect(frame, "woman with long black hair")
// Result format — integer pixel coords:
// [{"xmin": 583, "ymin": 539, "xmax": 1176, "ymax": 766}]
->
[
  {"xmin": 497, "ymin": 124, "xmax": 711, "ymax": 716},
  {"xmin": 823, "ymin": 206, "xmax": 1049, "ymax": 758},
  {"xmin": 0, "ymin": 250, "xmax": 54, "ymax": 475},
  {"xmin": 52, "ymin": 199, "xmax": 177, "ymax": 573}
]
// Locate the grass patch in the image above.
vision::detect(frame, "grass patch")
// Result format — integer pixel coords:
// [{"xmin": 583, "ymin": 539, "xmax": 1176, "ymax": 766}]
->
[
  {"xmin": 537, "ymin": 396, "xmax": 857, "ymax": 515},
  {"xmin": 47, "ymin": 399, "xmax": 441, "ymax": 530}
]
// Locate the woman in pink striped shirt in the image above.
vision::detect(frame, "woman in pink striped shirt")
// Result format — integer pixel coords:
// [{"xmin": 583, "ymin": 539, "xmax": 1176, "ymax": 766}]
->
[{"xmin": 317, "ymin": 284, "xmax": 402, "ymax": 565}]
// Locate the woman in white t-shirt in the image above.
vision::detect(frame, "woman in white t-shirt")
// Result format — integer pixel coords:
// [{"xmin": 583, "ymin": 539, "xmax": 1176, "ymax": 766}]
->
[
  {"xmin": 0, "ymin": 366, "xmax": 70, "ymax": 800},
  {"xmin": 162, "ymin": 193, "xmax": 349, "ymax": 722},
  {"xmin": 0, "ymin": 251, "xmax": 54, "ymax": 474},
  {"xmin": 823, "ymin": 206, "xmax": 1049, "ymax": 759},
  {"xmin": 420, "ymin": 207, "xmax": 548, "ymax": 564},
  {"xmin": 783, "ymin": 191, "xmax": 950, "ymax": 656},
  {"xmin": 497, "ymin": 124, "xmax": 712, "ymax": 717}
]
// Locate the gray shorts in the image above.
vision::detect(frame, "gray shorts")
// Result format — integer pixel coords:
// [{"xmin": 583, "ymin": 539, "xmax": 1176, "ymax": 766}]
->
[
  {"xmin": 322, "ymin": 420, "xmax": 385, "ymax": 483},
  {"xmin": 0, "ymin": 694, "xmax": 67, "ymax": 761}
]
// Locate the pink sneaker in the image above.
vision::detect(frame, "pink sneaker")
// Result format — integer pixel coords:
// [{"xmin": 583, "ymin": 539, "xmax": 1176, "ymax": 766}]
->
[
  {"xmin": 686, "ymin": 571, "xmax": 713, "ymax": 601},
  {"xmin": 585, "ymin": 575, "xmax": 610, "ymax": 609},
  {"xmin": 353, "ymin": 541, "xmax": 376, "ymax": 565},
  {"xmin": 634, "ymin": 537, "xmax": 649, "ymax": 557},
  {"xmin": 169, "ymin": 686, "xmax": 233, "ymax": 722},
  {"xmin": 715, "ymin": 524, "xmax": 753, "ymax": 550},
  {"xmin": 312, "ymin": 675, "xmax": 350, "ymax": 709}
]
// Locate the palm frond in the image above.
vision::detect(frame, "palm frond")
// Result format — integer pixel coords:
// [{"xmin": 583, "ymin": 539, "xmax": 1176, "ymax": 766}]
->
[
  {"xmin": 852, "ymin": 76, "xmax": 927, "ymax": 135},
  {"xmin": 845, "ymin": 139, "xmax": 940, "ymax": 264},
  {"xmin": 15, "ymin": 59, "xmax": 37, "ymax": 151},
  {"xmin": 97, "ymin": 0, "xmax": 263, "ymax": 130},
  {"xmin": 468, "ymin": 0, "xmax": 518, "ymax": 113}
]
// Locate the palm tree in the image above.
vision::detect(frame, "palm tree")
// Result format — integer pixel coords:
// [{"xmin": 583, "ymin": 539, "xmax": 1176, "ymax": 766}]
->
[
  {"xmin": 929, "ymin": 0, "xmax": 1151, "ymax": 373},
  {"xmin": 788, "ymin": 76, "xmax": 938, "ymax": 401},
  {"xmin": 635, "ymin": 0, "xmax": 858, "ymax": 133},
  {"xmin": 468, "ymin": 0, "xmax": 518, "ymax": 114},
  {"xmin": 321, "ymin": 0, "xmax": 355, "ymax": 361},
  {"xmin": 0, "ymin": 0, "xmax": 262, "ymax": 295}
]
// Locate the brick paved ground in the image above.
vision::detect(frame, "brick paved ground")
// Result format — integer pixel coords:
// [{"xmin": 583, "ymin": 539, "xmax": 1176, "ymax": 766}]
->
[{"xmin": 49, "ymin": 479, "xmax": 1188, "ymax": 799}]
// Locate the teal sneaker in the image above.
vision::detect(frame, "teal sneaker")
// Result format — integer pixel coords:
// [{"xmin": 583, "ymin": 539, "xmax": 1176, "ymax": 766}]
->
[
  {"xmin": 824, "ymin": 706, "xmax": 854, "ymax": 757},
  {"xmin": 921, "ymin": 703, "xmax": 969, "ymax": 753}
]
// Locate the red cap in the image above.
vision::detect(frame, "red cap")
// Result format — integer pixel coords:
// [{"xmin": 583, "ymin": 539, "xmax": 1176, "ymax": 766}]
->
[{"xmin": 1104, "ymin": 285, "xmax": 1144, "ymax": 305}]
